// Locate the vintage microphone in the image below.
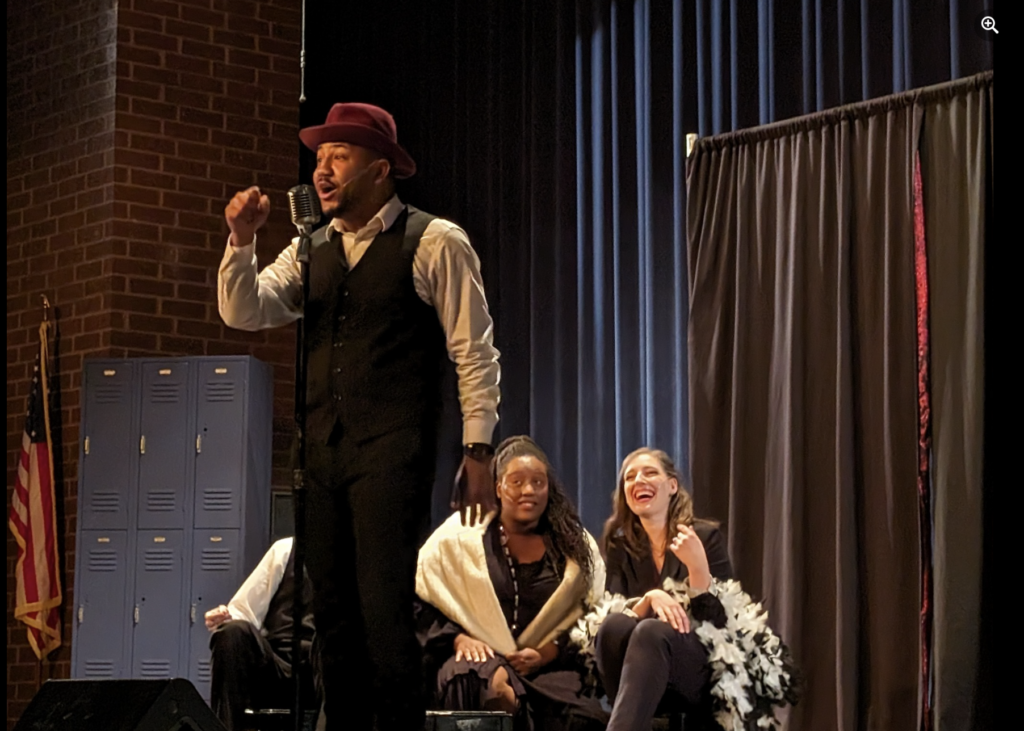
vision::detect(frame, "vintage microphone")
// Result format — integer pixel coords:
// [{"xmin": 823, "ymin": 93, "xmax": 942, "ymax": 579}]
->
[
  {"xmin": 288, "ymin": 184, "xmax": 321, "ymax": 237},
  {"xmin": 286, "ymin": 183, "xmax": 320, "ymax": 731}
]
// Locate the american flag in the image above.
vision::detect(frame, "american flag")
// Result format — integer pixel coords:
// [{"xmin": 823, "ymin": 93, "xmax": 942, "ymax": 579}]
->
[{"xmin": 9, "ymin": 320, "xmax": 63, "ymax": 659}]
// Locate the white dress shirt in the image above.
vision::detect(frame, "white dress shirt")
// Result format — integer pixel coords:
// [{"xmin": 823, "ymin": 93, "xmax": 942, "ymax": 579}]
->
[
  {"xmin": 218, "ymin": 195, "xmax": 501, "ymax": 444},
  {"xmin": 225, "ymin": 537, "xmax": 293, "ymax": 630}
]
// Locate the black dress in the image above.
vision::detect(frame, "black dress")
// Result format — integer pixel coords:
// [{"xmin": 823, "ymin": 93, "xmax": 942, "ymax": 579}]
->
[
  {"xmin": 597, "ymin": 521, "xmax": 733, "ymax": 731},
  {"xmin": 417, "ymin": 522, "xmax": 607, "ymax": 731},
  {"xmin": 604, "ymin": 521, "xmax": 733, "ymax": 597}
]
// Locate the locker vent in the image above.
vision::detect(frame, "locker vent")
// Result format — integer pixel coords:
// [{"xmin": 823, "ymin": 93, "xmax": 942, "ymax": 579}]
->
[
  {"xmin": 88, "ymin": 550, "xmax": 118, "ymax": 572},
  {"xmin": 143, "ymin": 549, "xmax": 175, "ymax": 571},
  {"xmin": 201, "ymin": 548, "xmax": 232, "ymax": 571},
  {"xmin": 149, "ymin": 383, "xmax": 182, "ymax": 404},
  {"xmin": 197, "ymin": 658, "xmax": 212, "ymax": 682},
  {"xmin": 204, "ymin": 382, "xmax": 236, "ymax": 402},
  {"xmin": 140, "ymin": 660, "xmax": 172, "ymax": 678},
  {"xmin": 93, "ymin": 384, "xmax": 125, "ymax": 404},
  {"xmin": 146, "ymin": 491, "xmax": 177, "ymax": 512},
  {"xmin": 90, "ymin": 492, "xmax": 120, "ymax": 513},
  {"xmin": 203, "ymin": 489, "xmax": 233, "ymax": 511},
  {"xmin": 83, "ymin": 660, "xmax": 115, "ymax": 677}
]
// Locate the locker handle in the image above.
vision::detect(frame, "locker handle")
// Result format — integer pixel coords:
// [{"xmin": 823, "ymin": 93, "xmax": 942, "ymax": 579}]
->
[
  {"xmin": 134, "ymin": 605, "xmax": 140, "ymax": 624},
  {"xmin": 84, "ymin": 436, "xmax": 90, "ymax": 456},
  {"xmin": 191, "ymin": 603, "xmax": 197, "ymax": 624},
  {"xmin": 78, "ymin": 606, "xmax": 84, "ymax": 624},
  {"xmin": 140, "ymin": 435, "xmax": 146, "ymax": 455},
  {"xmin": 196, "ymin": 434, "xmax": 202, "ymax": 454}
]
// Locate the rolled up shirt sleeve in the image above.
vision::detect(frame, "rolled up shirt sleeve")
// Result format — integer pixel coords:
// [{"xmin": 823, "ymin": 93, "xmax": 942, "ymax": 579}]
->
[
  {"xmin": 225, "ymin": 538, "xmax": 293, "ymax": 630},
  {"xmin": 218, "ymin": 236, "xmax": 303, "ymax": 331}
]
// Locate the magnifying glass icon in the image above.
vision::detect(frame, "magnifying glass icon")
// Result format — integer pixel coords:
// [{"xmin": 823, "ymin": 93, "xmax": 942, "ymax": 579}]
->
[{"xmin": 981, "ymin": 16, "xmax": 998, "ymax": 34}]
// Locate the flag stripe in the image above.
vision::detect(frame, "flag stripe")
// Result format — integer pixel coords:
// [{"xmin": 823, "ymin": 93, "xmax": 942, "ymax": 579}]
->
[
  {"xmin": 27, "ymin": 448, "xmax": 46, "ymax": 605},
  {"xmin": 40, "ymin": 445, "xmax": 60, "ymax": 591},
  {"xmin": 39, "ymin": 322, "xmax": 62, "ymax": 616}
]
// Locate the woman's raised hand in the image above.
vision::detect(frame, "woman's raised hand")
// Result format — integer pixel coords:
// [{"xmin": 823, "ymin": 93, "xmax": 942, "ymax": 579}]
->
[
  {"xmin": 669, "ymin": 523, "xmax": 712, "ymax": 591},
  {"xmin": 454, "ymin": 633, "xmax": 495, "ymax": 663}
]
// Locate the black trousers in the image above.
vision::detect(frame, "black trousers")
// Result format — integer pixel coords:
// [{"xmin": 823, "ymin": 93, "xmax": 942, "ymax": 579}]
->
[
  {"xmin": 209, "ymin": 620, "xmax": 293, "ymax": 731},
  {"xmin": 595, "ymin": 614, "xmax": 714, "ymax": 731},
  {"xmin": 305, "ymin": 425, "xmax": 436, "ymax": 731}
]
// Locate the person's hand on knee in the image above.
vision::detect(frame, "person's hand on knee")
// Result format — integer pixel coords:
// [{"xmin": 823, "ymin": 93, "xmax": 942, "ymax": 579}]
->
[
  {"xmin": 454, "ymin": 633, "xmax": 495, "ymax": 663},
  {"xmin": 205, "ymin": 605, "xmax": 231, "ymax": 630}
]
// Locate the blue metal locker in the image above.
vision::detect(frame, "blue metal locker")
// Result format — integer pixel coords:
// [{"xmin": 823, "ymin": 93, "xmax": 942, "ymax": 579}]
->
[
  {"xmin": 73, "ymin": 355, "xmax": 274, "ymax": 686},
  {"xmin": 237, "ymin": 358, "xmax": 275, "ymax": 568},
  {"xmin": 138, "ymin": 360, "xmax": 192, "ymax": 530},
  {"xmin": 187, "ymin": 529, "xmax": 242, "ymax": 700},
  {"xmin": 193, "ymin": 360, "xmax": 247, "ymax": 529},
  {"xmin": 72, "ymin": 531, "xmax": 131, "ymax": 679},
  {"xmin": 79, "ymin": 362, "xmax": 136, "ymax": 530},
  {"xmin": 132, "ymin": 530, "xmax": 186, "ymax": 678}
]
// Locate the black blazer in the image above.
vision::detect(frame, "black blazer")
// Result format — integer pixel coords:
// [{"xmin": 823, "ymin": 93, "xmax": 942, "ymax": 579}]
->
[{"xmin": 605, "ymin": 521, "xmax": 734, "ymax": 598}]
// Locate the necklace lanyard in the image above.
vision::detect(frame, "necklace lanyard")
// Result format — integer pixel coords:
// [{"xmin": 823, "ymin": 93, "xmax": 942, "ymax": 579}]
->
[{"xmin": 498, "ymin": 523, "xmax": 520, "ymax": 633}]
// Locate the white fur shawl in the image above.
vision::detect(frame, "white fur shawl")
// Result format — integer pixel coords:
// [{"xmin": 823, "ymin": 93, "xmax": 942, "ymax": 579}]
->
[{"xmin": 416, "ymin": 511, "xmax": 606, "ymax": 655}]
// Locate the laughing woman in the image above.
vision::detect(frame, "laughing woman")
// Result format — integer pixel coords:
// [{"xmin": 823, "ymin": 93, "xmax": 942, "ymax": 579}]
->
[
  {"xmin": 597, "ymin": 448, "xmax": 732, "ymax": 730},
  {"xmin": 416, "ymin": 436, "xmax": 607, "ymax": 731},
  {"xmin": 586, "ymin": 448, "xmax": 799, "ymax": 730}
]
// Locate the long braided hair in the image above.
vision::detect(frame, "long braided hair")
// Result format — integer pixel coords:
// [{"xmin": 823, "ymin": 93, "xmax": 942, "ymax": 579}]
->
[{"xmin": 493, "ymin": 435, "xmax": 593, "ymax": 578}]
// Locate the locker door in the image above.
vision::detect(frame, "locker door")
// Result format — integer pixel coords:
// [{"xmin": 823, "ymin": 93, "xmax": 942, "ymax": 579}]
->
[
  {"xmin": 80, "ymin": 363, "xmax": 135, "ymax": 530},
  {"xmin": 193, "ymin": 361, "xmax": 247, "ymax": 528},
  {"xmin": 132, "ymin": 530, "xmax": 185, "ymax": 679},
  {"xmin": 187, "ymin": 529, "xmax": 242, "ymax": 700},
  {"xmin": 138, "ymin": 362, "xmax": 190, "ymax": 529},
  {"xmin": 73, "ymin": 531, "xmax": 130, "ymax": 679}
]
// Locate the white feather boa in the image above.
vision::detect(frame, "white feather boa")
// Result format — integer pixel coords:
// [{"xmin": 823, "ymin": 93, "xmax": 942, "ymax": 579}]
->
[{"xmin": 570, "ymin": 577, "xmax": 799, "ymax": 731}]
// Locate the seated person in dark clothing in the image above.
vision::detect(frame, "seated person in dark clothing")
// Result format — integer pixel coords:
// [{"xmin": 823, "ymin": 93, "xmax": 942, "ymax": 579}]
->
[
  {"xmin": 204, "ymin": 537, "xmax": 316, "ymax": 731},
  {"xmin": 595, "ymin": 448, "xmax": 733, "ymax": 731},
  {"xmin": 416, "ymin": 436, "xmax": 607, "ymax": 730}
]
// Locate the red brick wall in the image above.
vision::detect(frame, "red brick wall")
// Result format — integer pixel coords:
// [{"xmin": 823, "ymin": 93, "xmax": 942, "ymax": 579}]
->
[{"xmin": 7, "ymin": 1, "xmax": 300, "ymax": 726}]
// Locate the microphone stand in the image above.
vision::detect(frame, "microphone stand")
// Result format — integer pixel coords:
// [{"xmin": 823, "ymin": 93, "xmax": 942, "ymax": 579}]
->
[
  {"xmin": 291, "ymin": 223, "xmax": 312, "ymax": 731},
  {"xmin": 293, "ymin": 0, "xmax": 312, "ymax": 725}
]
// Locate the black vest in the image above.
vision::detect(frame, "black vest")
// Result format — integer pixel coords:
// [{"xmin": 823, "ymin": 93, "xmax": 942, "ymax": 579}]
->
[
  {"xmin": 263, "ymin": 546, "xmax": 315, "ymax": 670},
  {"xmin": 304, "ymin": 206, "xmax": 446, "ymax": 444}
]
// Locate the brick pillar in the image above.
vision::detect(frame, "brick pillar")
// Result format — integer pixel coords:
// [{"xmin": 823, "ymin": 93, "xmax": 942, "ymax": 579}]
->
[{"xmin": 7, "ymin": 2, "xmax": 301, "ymax": 726}]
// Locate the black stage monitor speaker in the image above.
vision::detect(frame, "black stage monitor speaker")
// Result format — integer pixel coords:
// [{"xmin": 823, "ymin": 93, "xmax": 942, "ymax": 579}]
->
[
  {"xmin": 14, "ymin": 678, "xmax": 226, "ymax": 731},
  {"xmin": 425, "ymin": 711, "xmax": 513, "ymax": 731}
]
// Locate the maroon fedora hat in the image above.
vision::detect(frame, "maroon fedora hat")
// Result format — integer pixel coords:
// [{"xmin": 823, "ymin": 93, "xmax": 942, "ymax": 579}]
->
[{"xmin": 299, "ymin": 102, "xmax": 416, "ymax": 179}]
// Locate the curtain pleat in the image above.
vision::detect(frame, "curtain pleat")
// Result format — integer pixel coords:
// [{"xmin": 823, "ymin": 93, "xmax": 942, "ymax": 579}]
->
[{"xmin": 918, "ymin": 77, "xmax": 990, "ymax": 731}]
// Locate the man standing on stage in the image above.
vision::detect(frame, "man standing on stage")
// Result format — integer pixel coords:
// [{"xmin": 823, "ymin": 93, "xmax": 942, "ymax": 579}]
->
[{"xmin": 217, "ymin": 102, "xmax": 501, "ymax": 730}]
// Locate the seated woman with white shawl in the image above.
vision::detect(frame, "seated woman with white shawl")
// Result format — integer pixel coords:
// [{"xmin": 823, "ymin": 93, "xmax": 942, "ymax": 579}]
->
[{"xmin": 415, "ymin": 436, "xmax": 607, "ymax": 730}]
